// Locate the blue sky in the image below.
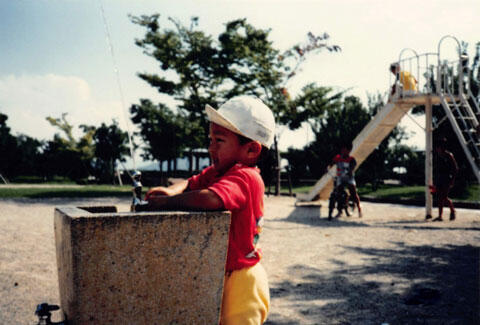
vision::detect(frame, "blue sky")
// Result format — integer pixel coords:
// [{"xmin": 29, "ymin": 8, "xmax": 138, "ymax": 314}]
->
[{"xmin": 0, "ymin": 0, "xmax": 479, "ymax": 165}]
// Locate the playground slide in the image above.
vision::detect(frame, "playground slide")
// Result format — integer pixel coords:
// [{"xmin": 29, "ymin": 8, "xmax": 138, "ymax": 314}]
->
[{"xmin": 297, "ymin": 100, "xmax": 415, "ymax": 202}]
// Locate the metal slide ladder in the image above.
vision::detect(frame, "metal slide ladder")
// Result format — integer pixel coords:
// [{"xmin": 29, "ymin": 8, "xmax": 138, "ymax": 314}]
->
[
  {"xmin": 296, "ymin": 100, "xmax": 416, "ymax": 202},
  {"xmin": 437, "ymin": 63, "xmax": 480, "ymax": 183}
]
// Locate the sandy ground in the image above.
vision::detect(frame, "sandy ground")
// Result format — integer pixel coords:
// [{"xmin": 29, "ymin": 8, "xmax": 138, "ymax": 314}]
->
[{"xmin": 0, "ymin": 196, "xmax": 479, "ymax": 324}]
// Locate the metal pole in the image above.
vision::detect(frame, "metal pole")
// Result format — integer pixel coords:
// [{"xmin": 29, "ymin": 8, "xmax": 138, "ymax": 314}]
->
[
  {"xmin": 0, "ymin": 173, "xmax": 8, "ymax": 184},
  {"xmin": 425, "ymin": 96, "xmax": 433, "ymax": 219}
]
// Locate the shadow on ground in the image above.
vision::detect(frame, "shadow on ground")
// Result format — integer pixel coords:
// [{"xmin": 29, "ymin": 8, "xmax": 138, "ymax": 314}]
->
[
  {"xmin": 266, "ymin": 243, "xmax": 479, "ymax": 325},
  {"xmin": 379, "ymin": 220, "xmax": 480, "ymax": 232},
  {"xmin": 278, "ymin": 205, "xmax": 367, "ymax": 228}
]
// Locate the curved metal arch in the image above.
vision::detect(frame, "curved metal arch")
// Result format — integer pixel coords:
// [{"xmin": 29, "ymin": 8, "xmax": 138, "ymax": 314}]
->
[
  {"xmin": 398, "ymin": 47, "xmax": 419, "ymax": 64},
  {"xmin": 437, "ymin": 35, "xmax": 462, "ymax": 64}
]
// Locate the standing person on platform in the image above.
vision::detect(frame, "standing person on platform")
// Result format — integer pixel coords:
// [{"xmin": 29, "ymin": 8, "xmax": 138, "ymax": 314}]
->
[
  {"xmin": 145, "ymin": 96, "xmax": 274, "ymax": 324},
  {"xmin": 431, "ymin": 137, "xmax": 458, "ymax": 222}
]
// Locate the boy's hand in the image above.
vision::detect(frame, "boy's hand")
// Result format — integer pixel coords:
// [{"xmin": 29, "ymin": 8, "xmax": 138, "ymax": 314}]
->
[
  {"xmin": 146, "ymin": 194, "xmax": 168, "ymax": 208},
  {"xmin": 145, "ymin": 186, "xmax": 172, "ymax": 200}
]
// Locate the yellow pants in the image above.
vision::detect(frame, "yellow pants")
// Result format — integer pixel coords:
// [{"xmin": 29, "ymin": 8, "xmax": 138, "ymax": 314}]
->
[{"xmin": 220, "ymin": 263, "xmax": 270, "ymax": 325}]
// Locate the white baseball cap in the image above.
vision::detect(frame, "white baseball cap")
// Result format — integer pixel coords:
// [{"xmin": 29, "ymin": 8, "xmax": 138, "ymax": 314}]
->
[{"xmin": 205, "ymin": 96, "xmax": 276, "ymax": 148}]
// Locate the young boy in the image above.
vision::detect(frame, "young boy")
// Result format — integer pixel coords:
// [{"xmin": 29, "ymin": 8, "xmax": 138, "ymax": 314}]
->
[
  {"xmin": 328, "ymin": 142, "xmax": 362, "ymax": 218},
  {"xmin": 145, "ymin": 96, "xmax": 274, "ymax": 324}
]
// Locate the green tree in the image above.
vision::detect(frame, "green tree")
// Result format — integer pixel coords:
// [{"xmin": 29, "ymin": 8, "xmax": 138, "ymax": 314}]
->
[
  {"xmin": 44, "ymin": 114, "xmax": 96, "ymax": 181},
  {"xmin": 130, "ymin": 15, "xmax": 340, "ymax": 193},
  {"xmin": 385, "ymin": 144, "xmax": 424, "ymax": 185},
  {"xmin": 0, "ymin": 113, "xmax": 19, "ymax": 179},
  {"xmin": 304, "ymin": 95, "xmax": 371, "ymax": 178},
  {"xmin": 92, "ymin": 120, "xmax": 130, "ymax": 183},
  {"xmin": 0, "ymin": 113, "xmax": 43, "ymax": 180},
  {"xmin": 130, "ymin": 99, "xmax": 186, "ymax": 175},
  {"xmin": 14, "ymin": 134, "xmax": 43, "ymax": 177}
]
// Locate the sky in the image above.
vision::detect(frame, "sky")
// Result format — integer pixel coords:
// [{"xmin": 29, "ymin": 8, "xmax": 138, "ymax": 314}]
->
[{"xmin": 0, "ymin": 0, "xmax": 478, "ymax": 167}]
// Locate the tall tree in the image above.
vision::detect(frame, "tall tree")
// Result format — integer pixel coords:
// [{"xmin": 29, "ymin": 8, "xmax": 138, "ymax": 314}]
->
[
  {"xmin": 0, "ymin": 113, "xmax": 19, "ymax": 179},
  {"xmin": 14, "ymin": 134, "xmax": 43, "ymax": 177},
  {"xmin": 44, "ymin": 114, "xmax": 96, "ymax": 181},
  {"xmin": 130, "ymin": 15, "xmax": 340, "ymax": 193},
  {"xmin": 92, "ymin": 120, "xmax": 130, "ymax": 183},
  {"xmin": 130, "ymin": 99, "xmax": 185, "ymax": 175},
  {"xmin": 305, "ymin": 95, "xmax": 371, "ymax": 178}
]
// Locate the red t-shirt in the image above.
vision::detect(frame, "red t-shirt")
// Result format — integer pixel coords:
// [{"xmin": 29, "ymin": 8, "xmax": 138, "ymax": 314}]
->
[
  {"xmin": 188, "ymin": 164, "xmax": 264, "ymax": 272},
  {"xmin": 333, "ymin": 154, "xmax": 356, "ymax": 177}
]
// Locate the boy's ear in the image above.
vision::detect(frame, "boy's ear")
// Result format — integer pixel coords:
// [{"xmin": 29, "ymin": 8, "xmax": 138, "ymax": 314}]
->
[{"xmin": 245, "ymin": 141, "xmax": 262, "ymax": 159}]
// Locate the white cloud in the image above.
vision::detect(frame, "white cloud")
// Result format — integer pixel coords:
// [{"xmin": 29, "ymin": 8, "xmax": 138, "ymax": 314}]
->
[{"xmin": 0, "ymin": 74, "xmax": 129, "ymax": 141}]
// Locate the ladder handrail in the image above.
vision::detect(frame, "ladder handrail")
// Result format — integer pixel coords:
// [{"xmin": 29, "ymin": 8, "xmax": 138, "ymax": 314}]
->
[
  {"xmin": 466, "ymin": 69, "xmax": 480, "ymax": 115},
  {"xmin": 439, "ymin": 91, "xmax": 480, "ymax": 183},
  {"xmin": 459, "ymin": 92, "xmax": 479, "ymax": 128}
]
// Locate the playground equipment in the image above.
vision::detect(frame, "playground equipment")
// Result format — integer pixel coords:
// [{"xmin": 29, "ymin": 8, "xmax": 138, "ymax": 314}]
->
[{"xmin": 297, "ymin": 36, "xmax": 480, "ymax": 218}]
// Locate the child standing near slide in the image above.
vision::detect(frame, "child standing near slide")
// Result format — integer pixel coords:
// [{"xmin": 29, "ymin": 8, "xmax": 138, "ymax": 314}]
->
[
  {"xmin": 145, "ymin": 96, "xmax": 274, "ymax": 324},
  {"xmin": 328, "ymin": 142, "xmax": 362, "ymax": 219},
  {"xmin": 431, "ymin": 137, "xmax": 458, "ymax": 221}
]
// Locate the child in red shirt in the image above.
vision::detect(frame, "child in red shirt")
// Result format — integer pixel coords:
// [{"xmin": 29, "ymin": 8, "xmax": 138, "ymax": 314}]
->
[
  {"xmin": 329, "ymin": 142, "xmax": 362, "ymax": 218},
  {"xmin": 145, "ymin": 96, "xmax": 275, "ymax": 324}
]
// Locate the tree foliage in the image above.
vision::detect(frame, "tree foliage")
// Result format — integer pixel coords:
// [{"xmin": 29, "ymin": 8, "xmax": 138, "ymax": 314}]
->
[
  {"xmin": 0, "ymin": 112, "xmax": 43, "ymax": 180},
  {"xmin": 130, "ymin": 99, "xmax": 186, "ymax": 173},
  {"xmin": 92, "ymin": 120, "xmax": 130, "ymax": 183},
  {"xmin": 0, "ymin": 113, "xmax": 18, "ymax": 178},
  {"xmin": 130, "ymin": 15, "xmax": 341, "ymax": 193},
  {"xmin": 283, "ymin": 92, "xmax": 416, "ymax": 187}
]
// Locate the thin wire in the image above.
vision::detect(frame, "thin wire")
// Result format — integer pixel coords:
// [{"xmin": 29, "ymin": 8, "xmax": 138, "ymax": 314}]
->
[
  {"xmin": 405, "ymin": 112, "xmax": 425, "ymax": 131},
  {"xmin": 98, "ymin": 0, "xmax": 136, "ymax": 170}
]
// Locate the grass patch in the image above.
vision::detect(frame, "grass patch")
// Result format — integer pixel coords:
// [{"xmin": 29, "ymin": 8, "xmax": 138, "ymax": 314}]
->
[
  {"xmin": 289, "ymin": 183, "xmax": 479, "ymax": 202},
  {"xmin": 9, "ymin": 175, "xmax": 76, "ymax": 184},
  {"xmin": 358, "ymin": 185, "xmax": 425, "ymax": 201},
  {"xmin": 0, "ymin": 185, "xmax": 134, "ymax": 198},
  {"xmin": 1, "ymin": 183, "xmax": 477, "ymax": 201}
]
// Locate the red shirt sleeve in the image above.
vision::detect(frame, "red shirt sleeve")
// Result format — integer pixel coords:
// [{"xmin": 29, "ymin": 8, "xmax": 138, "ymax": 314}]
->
[
  {"xmin": 188, "ymin": 166, "xmax": 216, "ymax": 191},
  {"xmin": 208, "ymin": 171, "xmax": 248, "ymax": 211}
]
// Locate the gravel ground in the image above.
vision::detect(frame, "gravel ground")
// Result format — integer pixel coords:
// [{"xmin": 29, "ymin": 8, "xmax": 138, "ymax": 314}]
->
[{"xmin": 0, "ymin": 196, "xmax": 479, "ymax": 324}]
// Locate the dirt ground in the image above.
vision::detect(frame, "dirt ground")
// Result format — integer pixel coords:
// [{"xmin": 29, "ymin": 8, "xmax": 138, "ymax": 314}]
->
[{"xmin": 0, "ymin": 196, "xmax": 479, "ymax": 324}]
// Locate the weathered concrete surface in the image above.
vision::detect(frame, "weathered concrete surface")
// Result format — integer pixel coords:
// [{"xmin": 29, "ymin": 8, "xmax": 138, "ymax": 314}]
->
[{"xmin": 54, "ymin": 206, "xmax": 231, "ymax": 324}]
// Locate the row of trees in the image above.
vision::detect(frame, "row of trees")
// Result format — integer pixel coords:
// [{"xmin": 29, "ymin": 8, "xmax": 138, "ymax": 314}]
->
[{"xmin": 0, "ymin": 113, "xmax": 129, "ymax": 183}]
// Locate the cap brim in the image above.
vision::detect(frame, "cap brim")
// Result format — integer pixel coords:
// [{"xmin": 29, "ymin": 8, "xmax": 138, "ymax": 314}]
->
[{"xmin": 205, "ymin": 104, "xmax": 243, "ymax": 135}]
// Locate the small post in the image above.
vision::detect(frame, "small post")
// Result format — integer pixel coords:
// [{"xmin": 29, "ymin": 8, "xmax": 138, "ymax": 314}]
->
[
  {"xmin": 425, "ymin": 96, "xmax": 433, "ymax": 218},
  {"xmin": 115, "ymin": 169, "xmax": 123, "ymax": 186},
  {"xmin": 0, "ymin": 173, "xmax": 8, "ymax": 184}
]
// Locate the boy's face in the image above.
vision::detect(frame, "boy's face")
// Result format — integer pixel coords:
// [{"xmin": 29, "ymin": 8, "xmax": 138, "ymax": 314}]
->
[{"xmin": 208, "ymin": 123, "xmax": 246, "ymax": 174}]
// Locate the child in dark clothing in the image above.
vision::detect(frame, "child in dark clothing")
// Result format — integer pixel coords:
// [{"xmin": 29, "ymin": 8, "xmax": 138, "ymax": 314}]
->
[{"xmin": 431, "ymin": 138, "xmax": 458, "ymax": 221}]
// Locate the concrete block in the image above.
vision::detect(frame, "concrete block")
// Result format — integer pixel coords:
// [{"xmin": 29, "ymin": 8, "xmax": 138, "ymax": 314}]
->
[{"xmin": 54, "ymin": 206, "xmax": 231, "ymax": 324}]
